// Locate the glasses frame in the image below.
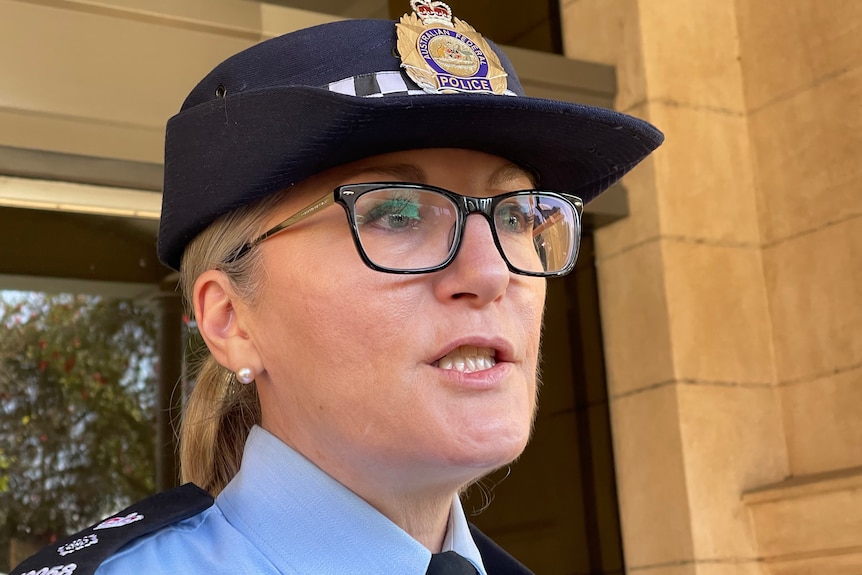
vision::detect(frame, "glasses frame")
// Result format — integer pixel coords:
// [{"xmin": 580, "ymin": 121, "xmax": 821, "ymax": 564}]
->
[{"xmin": 231, "ymin": 182, "xmax": 584, "ymax": 277}]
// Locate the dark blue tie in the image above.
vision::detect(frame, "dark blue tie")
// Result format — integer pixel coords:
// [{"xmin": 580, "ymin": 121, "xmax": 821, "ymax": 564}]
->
[{"xmin": 426, "ymin": 551, "xmax": 479, "ymax": 574}]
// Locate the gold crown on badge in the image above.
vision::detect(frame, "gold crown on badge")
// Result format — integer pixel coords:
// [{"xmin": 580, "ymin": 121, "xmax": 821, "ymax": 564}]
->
[
  {"xmin": 410, "ymin": 0, "xmax": 453, "ymax": 26},
  {"xmin": 397, "ymin": 0, "xmax": 509, "ymax": 95}
]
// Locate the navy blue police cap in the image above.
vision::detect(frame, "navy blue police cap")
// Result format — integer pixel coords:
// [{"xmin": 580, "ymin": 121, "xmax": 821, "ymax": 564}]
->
[{"xmin": 158, "ymin": 15, "xmax": 663, "ymax": 271}]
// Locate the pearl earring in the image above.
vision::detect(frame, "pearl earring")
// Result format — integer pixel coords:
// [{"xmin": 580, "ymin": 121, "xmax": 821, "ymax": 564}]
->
[{"xmin": 236, "ymin": 367, "xmax": 255, "ymax": 385}]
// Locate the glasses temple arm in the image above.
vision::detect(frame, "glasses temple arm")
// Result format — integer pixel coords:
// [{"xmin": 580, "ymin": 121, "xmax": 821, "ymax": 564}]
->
[{"xmin": 229, "ymin": 192, "xmax": 335, "ymax": 262}]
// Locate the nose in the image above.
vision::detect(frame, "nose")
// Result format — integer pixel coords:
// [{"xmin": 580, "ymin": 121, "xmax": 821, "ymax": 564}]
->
[{"xmin": 432, "ymin": 214, "xmax": 510, "ymax": 306}]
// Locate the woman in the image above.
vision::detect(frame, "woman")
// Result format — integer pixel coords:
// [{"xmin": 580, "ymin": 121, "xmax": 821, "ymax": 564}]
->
[{"xmin": 12, "ymin": 3, "xmax": 662, "ymax": 574}]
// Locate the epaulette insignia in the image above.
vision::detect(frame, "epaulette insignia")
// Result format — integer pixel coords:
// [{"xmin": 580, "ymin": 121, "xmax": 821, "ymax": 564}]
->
[{"xmin": 10, "ymin": 483, "xmax": 214, "ymax": 575}]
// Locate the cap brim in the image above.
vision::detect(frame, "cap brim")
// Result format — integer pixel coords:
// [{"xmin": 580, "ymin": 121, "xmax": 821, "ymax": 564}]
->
[{"xmin": 160, "ymin": 87, "xmax": 663, "ymax": 270}]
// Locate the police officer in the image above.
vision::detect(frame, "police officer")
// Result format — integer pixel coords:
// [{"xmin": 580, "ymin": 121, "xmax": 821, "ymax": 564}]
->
[{"xmin": 12, "ymin": 2, "xmax": 662, "ymax": 574}]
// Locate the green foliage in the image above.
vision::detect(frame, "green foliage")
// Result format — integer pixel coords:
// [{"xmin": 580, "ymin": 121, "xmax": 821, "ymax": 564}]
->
[{"xmin": 0, "ymin": 293, "xmax": 157, "ymax": 545}]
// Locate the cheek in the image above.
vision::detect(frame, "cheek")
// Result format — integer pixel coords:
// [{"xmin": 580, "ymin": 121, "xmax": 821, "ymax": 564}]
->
[
  {"xmin": 309, "ymin": 278, "xmax": 418, "ymax": 345},
  {"xmin": 259, "ymin": 263, "xmax": 424, "ymax": 382},
  {"xmin": 520, "ymin": 280, "xmax": 547, "ymax": 348}
]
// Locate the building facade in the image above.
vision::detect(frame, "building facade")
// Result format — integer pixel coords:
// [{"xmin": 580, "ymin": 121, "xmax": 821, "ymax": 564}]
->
[{"xmin": 1, "ymin": 0, "xmax": 860, "ymax": 574}]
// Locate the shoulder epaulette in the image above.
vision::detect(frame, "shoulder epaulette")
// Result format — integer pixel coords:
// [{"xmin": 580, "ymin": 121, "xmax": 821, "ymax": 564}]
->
[{"xmin": 11, "ymin": 483, "xmax": 214, "ymax": 575}]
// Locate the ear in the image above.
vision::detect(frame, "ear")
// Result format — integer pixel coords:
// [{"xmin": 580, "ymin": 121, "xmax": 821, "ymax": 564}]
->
[{"xmin": 193, "ymin": 269, "xmax": 263, "ymax": 377}]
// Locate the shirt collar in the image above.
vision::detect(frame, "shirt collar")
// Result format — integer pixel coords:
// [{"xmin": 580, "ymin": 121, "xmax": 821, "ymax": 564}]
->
[
  {"xmin": 443, "ymin": 496, "xmax": 486, "ymax": 573},
  {"xmin": 217, "ymin": 426, "xmax": 487, "ymax": 574}
]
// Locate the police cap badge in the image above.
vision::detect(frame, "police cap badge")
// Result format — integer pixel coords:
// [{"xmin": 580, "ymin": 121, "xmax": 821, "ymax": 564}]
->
[{"xmin": 397, "ymin": 0, "xmax": 510, "ymax": 95}]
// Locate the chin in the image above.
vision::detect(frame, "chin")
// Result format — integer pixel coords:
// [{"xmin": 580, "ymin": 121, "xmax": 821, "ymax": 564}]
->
[{"xmin": 439, "ymin": 423, "xmax": 532, "ymax": 473}]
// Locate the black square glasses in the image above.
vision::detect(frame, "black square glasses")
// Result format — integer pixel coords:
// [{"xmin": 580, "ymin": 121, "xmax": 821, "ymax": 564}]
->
[{"xmin": 230, "ymin": 183, "xmax": 584, "ymax": 278}]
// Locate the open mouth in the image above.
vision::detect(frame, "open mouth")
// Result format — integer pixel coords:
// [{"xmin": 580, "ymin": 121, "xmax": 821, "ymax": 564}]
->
[{"xmin": 433, "ymin": 345, "xmax": 498, "ymax": 373}]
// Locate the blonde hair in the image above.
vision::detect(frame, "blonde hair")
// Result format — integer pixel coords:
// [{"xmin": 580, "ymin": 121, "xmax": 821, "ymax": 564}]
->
[{"xmin": 178, "ymin": 193, "xmax": 285, "ymax": 495}]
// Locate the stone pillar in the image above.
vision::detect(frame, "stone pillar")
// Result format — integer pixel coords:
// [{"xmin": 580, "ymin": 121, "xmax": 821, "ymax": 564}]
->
[
  {"xmin": 736, "ymin": 3, "xmax": 862, "ymax": 574},
  {"xmin": 560, "ymin": 1, "xmax": 790, "ymax": 573},
  {"xmin": 736, "ymin": 0, "xmax": 862, "ymax": 482}
]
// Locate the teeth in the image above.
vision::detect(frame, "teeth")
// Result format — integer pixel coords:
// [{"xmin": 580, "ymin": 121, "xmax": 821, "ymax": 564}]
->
[{"xmin": 436, "ymin": 346, "xmax": 497, "ymax": 373}]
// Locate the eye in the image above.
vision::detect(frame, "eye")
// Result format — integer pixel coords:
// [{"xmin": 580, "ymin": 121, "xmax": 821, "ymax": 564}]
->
[
  {"xmin": 380, "ymin": 211, "xmax": 411, "ymax": 229},
  {"xmin": 360, "ymin": 197, "xmax": 422, "ymax": 231},
  {"xmin": 496, "ymin": 202, "xmax": 535, "ymax": 234}
]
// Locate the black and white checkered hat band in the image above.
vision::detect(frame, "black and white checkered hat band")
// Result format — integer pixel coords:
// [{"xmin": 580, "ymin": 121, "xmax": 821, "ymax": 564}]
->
[{"xmin": 327, "ymin": 70, "xmax": 517, "ymax": 98}]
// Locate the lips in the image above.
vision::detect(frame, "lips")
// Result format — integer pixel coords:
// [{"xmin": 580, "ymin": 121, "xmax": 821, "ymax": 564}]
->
[{"xmin": 433, "ymin": 345, "xmax": 498, "ymax": 373}]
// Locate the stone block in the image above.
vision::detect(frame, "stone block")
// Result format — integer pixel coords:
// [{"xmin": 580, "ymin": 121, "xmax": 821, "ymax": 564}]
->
[
  {"xmin": 694, "ymin": 563, "xmax": 767, "ymax": 575},
  {"xmin": 649, "ymin": 103, "xmax": 760, "ymax": 245},
  {"xmin": 561, "ymin": 0, "xmax": 625, "ymax": 66},
  {"xmin": 260, "ymin": 2, "xmax": 341, "ymax": 37},
  {"xmin": 561, "ymin": 0, "xmax": 646, "ymax": 111},
  {"xmin": 0, "ymin": 107, "xmax": 164, "ymax": 164},
  {"xmin": 0, "ymin": 0, "xmax": 254, "ymax": 161},
  {"xmin": 736, "ymin": 0, "xmax": 862, "ymax": 111},
  {"xmin": 677, "ymin": 385, "xmax": 787, "ymax": 559},
  {"xmin": 744, "ymin": 467, "xmax": 862, "ymax": 569},
  {"xmin": 0, "ymin": 0, "xmax": 253, "ymax": 126},
  {"xmin": 662, "ymin": 241, "xmax": 775, "ymax": 385},
  {"xmin": 611, "ymin": 385, "xmax": 695, "ymax": 568},
  {"xmin": 750, "ymin": 67, "xmax": 862, "ymax": 243},
  {"xmin": 58, "ymin": 0, "xmax": 263, "ymax": 31},
  {"xmin": 768, "ymin": 550, "xmax": 862, "ymax": 575},
  {"xmin": 637, "ymin": 0, "xmax": 746, "ymax": 113},
  {"xmin": 781, "ymin": 366, "xmax": 862, "ymax": 475},
  {"xmin": 764, "ymin": 217, "xmax": 862, "ymax": 384},
  {"xmin": 596, "ymin": 240, "xmax": 675, "ymax": 396}
]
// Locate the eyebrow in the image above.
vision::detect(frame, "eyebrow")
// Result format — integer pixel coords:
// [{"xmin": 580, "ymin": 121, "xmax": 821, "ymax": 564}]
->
[
  {"xmin": 340, "ymin": 163, "xmax": 426, "ymax": 183},
  {"xmin": 488, "ymin": 162, "xmax": 538, "ymax": 189},
  {"xmin": 343, "ymin": 160, "xmax": 537, "ymax": 189}
]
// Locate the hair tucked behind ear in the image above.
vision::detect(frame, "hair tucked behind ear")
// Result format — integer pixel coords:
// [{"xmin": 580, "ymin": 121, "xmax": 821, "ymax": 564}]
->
[{"xmin": 178, "ymin": 193, "xmax": 285, "ymax": 496}]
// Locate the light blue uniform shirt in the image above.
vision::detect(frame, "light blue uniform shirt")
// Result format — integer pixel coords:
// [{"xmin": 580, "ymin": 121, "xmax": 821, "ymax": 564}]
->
[{"xmin": 96, "ymin": 426, "xmax": 487, "ymax": 574}]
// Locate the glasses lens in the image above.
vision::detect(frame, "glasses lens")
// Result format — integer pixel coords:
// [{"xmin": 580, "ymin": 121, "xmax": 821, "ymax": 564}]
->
[
  {"xmin": 353, "ymin": 187, "xmax": 459, "ymax": 271},
  {"xmin": 494, "ymin": 193, "xmax": 580, "ymax": 274}
]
